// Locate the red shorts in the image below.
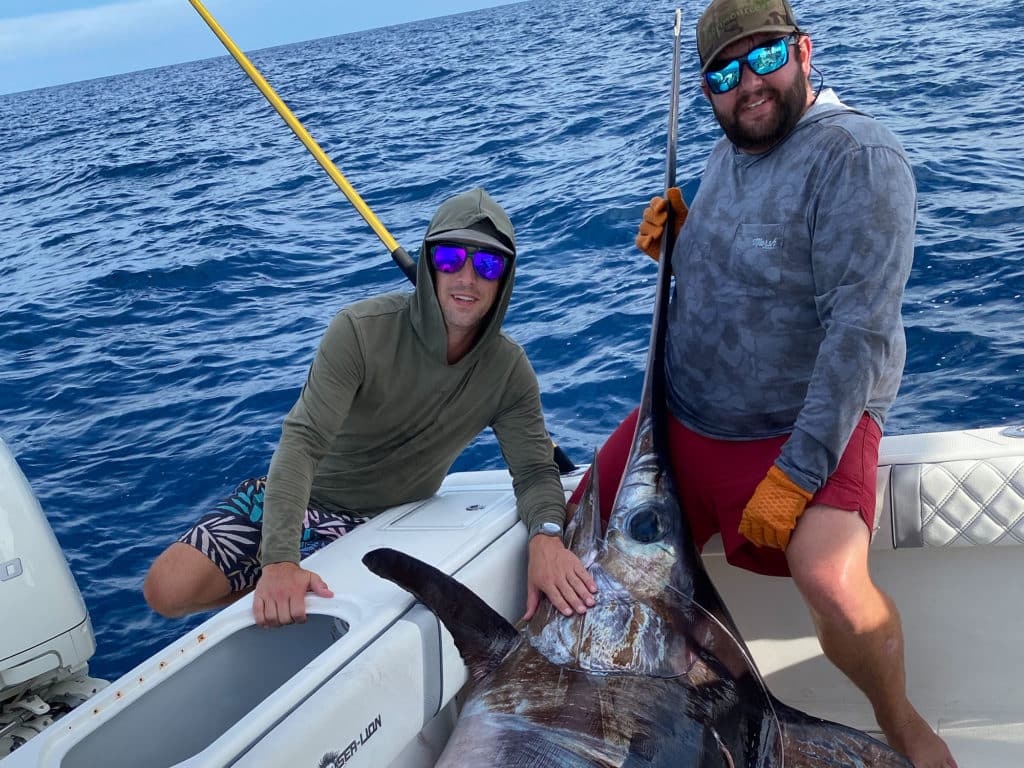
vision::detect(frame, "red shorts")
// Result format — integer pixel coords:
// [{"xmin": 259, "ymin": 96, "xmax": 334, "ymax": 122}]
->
[{"xmin": 568, "ymin": 410, "xmax": 882, "ymax": 577}]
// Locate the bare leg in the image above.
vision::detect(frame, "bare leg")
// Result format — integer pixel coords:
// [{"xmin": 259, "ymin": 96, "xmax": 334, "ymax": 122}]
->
[
  {"xmin": 143, "ymin": 542, "xmax": 252, "ymax": 618},
  {"xmin": 786, "ymin": 505, "xmax": 957, "ymax": 768}
]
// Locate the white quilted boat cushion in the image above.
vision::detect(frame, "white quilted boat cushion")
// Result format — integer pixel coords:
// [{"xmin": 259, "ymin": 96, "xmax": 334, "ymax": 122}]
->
[{"xmin": 890, "ymin": 456, "xmax": 1024, "ymax": 547}]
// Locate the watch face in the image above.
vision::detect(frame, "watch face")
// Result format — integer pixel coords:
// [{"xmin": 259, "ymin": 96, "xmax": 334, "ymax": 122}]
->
[{"xmin": 539, "ymin": 522, "xmax": 562, "ymax": 536}]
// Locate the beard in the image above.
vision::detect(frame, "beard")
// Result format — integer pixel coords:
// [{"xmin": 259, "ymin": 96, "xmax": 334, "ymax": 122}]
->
[{"xmin": 713, "ymin": 71, "xmax": 809, "ymax": 152}]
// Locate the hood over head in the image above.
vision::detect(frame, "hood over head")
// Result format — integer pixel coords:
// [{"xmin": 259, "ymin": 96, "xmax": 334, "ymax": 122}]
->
[{"xmin": 411, "ymin": 187, "xmax": 518, "ymax": 363}]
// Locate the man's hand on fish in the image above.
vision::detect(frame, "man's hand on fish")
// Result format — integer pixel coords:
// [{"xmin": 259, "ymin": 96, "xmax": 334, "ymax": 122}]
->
[{"xmin": 522, "ymin": 536, "xmax": 597, "ymax": 621}]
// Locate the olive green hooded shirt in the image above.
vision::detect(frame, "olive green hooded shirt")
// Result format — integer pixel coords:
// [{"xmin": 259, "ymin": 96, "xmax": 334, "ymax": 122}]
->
[{"xmin": 260, "ymin": 188, "xmax": 565, "ymax": 565}]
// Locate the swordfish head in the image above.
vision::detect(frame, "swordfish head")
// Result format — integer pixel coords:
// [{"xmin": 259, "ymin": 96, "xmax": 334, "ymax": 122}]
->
[
  {"xmin": 515, "ymin": 392, "xmax": 791, "ymax": 764},
  {"xmin": 524, "ymin": 413, "xmax": 750, "ymax": 681}
]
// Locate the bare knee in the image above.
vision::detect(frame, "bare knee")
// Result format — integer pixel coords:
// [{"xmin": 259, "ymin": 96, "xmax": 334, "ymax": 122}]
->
[
  {"xmin": 786, "ymin": 506, "xmax": 887, "ymax": 632},
  {"xmin": 788, "ymin": 554, "xmax": 879, "ymax": 633},
  {"xmin": 143, "ymin": 542, "xmax": 230, "ymax": 618},
  {"xmin": 143, "ymin": 554, "xmax": 188, "ymax": 618}
]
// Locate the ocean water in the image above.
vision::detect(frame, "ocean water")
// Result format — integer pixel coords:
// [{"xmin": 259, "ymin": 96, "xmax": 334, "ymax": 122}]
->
[{"xmin": 1, "ymin": 0, "xmax": 1021, "ymax": 682}]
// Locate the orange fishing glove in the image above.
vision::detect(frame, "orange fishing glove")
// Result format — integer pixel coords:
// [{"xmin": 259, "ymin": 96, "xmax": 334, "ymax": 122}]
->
[
  {"xmin": 635, "ymin": 187, "xmax": 688, "ymax": 261},
  {"xmin": 739, "ymin": 465, "xmax": 814, "ymax": 551}
]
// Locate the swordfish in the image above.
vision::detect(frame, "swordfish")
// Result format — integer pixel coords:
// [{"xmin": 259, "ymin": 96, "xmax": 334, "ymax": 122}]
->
[
  {"xmin": 363, "ymin": 431, "xmax": 911, "ymax": 766},
  {"xmin": 363, "ymin": 135, "xmax": 910, "ymax": 766},
  {"xmin": 362, "ymin": 268, "xmax": 913, "ymax": 766}
]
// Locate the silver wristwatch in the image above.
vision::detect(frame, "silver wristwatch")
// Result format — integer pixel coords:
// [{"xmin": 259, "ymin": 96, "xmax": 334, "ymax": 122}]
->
[{"xmin": 529, "ymin": 521, "xmax": 563, "ymax": 539}]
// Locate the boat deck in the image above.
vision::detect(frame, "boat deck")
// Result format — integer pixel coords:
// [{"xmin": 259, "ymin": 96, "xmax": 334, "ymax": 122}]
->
[{"xmin": 702, "ymin": 507, "xmax": 1024, "ymax": 767}]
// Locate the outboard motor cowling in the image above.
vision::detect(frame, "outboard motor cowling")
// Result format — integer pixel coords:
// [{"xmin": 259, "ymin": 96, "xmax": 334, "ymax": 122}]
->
[{"xmin": 0, "ymin": 437, "xmax": 95, "ymax": 704}]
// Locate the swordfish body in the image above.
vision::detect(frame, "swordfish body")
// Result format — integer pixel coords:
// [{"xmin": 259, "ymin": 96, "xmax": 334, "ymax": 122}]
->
[{"xmin": 363, "ymin": 207, "xmax": 911, "ymax": 767}]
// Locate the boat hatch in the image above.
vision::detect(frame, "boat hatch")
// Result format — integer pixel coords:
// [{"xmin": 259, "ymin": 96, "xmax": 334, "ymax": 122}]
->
[{"xmin": 59, "ymin": 616, "xmax": 346, "ymax": 768}]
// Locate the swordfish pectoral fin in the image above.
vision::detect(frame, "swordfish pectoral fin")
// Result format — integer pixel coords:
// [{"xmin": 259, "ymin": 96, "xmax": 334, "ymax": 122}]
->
[
  {"xmin": 362, "ymin": 547, "xmax": 520, "ymax": 682},
  {"xmin": 773, "ymin": 698, "xmax": 913, "ymax": 767}
]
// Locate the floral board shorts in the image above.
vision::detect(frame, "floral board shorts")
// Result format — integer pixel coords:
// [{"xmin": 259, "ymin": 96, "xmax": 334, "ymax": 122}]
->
[{"xmin": 177, "ymin": 477, "xmax": 368, "ymax": 592}]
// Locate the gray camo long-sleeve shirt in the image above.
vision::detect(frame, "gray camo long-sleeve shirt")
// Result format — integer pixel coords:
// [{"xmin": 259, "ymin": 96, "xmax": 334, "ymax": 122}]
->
[{"xmin": 665, "ymin": 89, "xmax": 917, "ymax": 493}]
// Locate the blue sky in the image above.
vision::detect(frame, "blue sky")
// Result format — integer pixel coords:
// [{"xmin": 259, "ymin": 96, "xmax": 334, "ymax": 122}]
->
[{"xmin": 0, "ymin": 0, "xmax": 516, "ymax": 95}]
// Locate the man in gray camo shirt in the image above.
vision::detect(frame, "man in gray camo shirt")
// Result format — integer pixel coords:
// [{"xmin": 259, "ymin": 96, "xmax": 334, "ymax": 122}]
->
[{"xmin": 579, "ymin": 0, "xmax": 957, "ymax": 766}]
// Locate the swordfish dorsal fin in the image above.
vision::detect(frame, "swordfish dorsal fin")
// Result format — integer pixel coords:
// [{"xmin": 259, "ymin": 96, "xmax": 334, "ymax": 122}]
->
[
  {"xmin": 362, "ymin": 547, "xmax": 520, "ymax": 682},
  {"xmin": 564, "ymin": 449, "xmax": 602, "ymax": 563}
]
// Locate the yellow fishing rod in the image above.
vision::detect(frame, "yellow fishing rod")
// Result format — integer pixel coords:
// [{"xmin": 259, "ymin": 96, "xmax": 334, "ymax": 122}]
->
[{"xmin": 187, "ymin": 0, "xmax": 416, "ymax": 283}]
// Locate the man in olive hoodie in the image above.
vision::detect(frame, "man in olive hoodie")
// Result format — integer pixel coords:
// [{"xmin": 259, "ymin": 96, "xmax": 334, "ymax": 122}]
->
[{"xmin": 144, "ymin": 188, "xmax": 597, "ymax": 627}]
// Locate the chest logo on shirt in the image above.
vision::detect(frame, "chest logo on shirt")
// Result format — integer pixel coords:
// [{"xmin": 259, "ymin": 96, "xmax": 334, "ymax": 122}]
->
[{"xmin": 751, "ymin": 236, "xmax": 780, "ymax": 249}]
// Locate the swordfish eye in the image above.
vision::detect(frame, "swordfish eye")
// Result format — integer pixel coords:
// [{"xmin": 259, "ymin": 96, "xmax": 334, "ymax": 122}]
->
[{"xmin": 626, "ymin": 503, "xmax": 669, "ymax": 543}]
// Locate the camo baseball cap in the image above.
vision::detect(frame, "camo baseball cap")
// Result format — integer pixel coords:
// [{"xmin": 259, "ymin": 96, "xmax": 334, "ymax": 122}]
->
[{"xmin": 696, "ymin": 0, "xmax": 801, "ymax": 74}]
